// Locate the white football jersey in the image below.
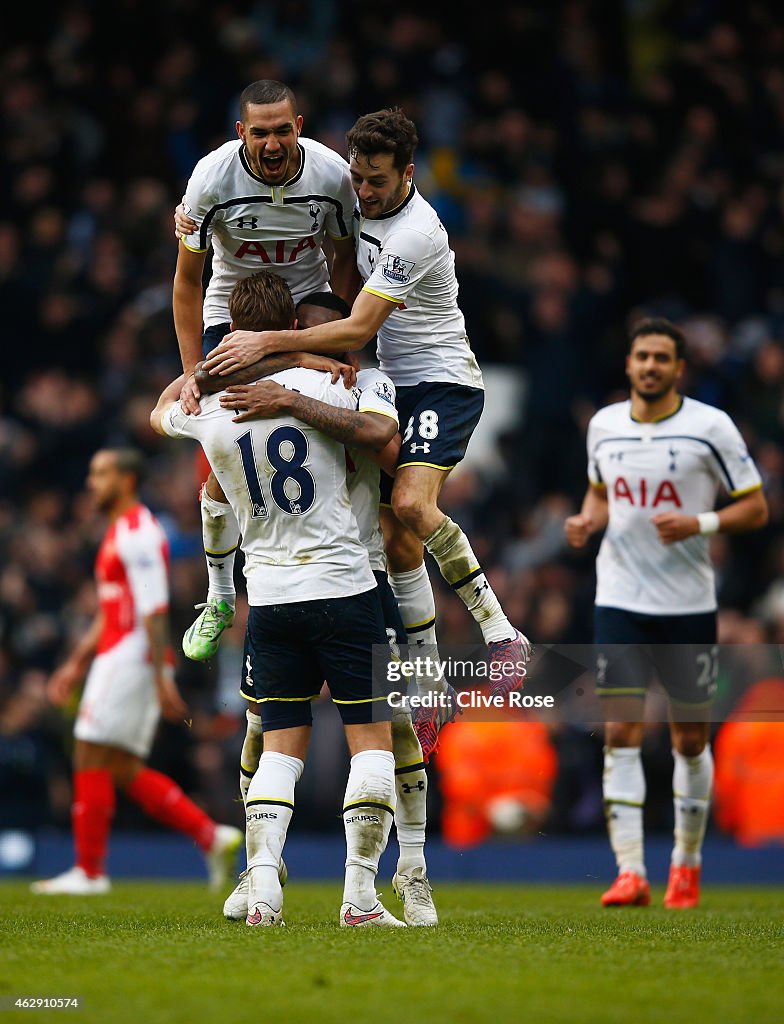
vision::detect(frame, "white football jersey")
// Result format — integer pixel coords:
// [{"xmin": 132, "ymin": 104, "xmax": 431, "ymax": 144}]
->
[
  {"xmin": 346, "ymin": 369, "xmax": 399, "ymax": 572},
  {"xmin": 182, "ymin": 137, "xmax": 355, "ymax": 325},
  {"xmin": 356, "ymin": 186, "xmax": 484, "ymax": 389},
  {"xmin": 587, "ymin": 396, "xmax": 762, "ymax": 614},
  {"xmin": 161, "ymin": 368, "xmax": 376, "ymax": 605}
]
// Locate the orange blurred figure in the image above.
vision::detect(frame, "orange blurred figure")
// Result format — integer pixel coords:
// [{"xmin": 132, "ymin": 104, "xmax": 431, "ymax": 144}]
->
[
  {"xmin": 436, "ymin": 699, "xmax": 557, "ymax": 847},
  {"xmin": 713, "ymin": 678, "xmax": 784, "ymax": 846}
]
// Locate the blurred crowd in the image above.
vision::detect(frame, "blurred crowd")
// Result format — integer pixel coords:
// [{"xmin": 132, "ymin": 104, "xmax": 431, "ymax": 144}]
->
[{"xmin": 2, "ymin": 0, "xmax": 784, "ymax": 848}]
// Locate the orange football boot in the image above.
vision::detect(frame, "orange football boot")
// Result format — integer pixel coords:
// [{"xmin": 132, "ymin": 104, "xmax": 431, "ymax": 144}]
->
[
  {"xmin": 601, "ymin": 870, "xmax": 651, "ymax": 907},
  {"xmin": 664, "ymin": 864, "xmax": 701, "ymax": 909}
]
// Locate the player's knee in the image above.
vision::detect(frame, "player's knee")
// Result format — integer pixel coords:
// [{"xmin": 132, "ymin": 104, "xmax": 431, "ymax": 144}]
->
[
  {"xmin": 391, "ymin": 489, "xmax": 429, "ymax": 536},
  {"xmin": 672, "ymin": 726, "xmax": 708, "ymax": 758},
  {"xmin": 605, "ymin": 723, "xmax": 641, "ymax": 748}
]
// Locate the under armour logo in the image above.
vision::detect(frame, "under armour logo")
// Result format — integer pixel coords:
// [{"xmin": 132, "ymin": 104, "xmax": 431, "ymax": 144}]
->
[
  {"xmin": 401, "ymin": 781, "xmax": 425, "ymax": 794},
  {"xmin": 238, "ymin": 216, "xmax": 258, "ymax": 229},
  {"xmin": 207, "ymin": 561, "xmax": 224, "ymax": 569},
  {"xmin": 409, "ymin": 442, "xmax": 431, "ymax": 454}
]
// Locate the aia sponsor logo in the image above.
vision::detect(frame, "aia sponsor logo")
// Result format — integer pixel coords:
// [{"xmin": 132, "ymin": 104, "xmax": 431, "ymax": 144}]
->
[
  {"xmin": 234, "ymin": 237, "xmax": 317, "ymax": 262},
  {"xmin": 613, "ymin": 477, "xmax": 682, "ymax": 507}
]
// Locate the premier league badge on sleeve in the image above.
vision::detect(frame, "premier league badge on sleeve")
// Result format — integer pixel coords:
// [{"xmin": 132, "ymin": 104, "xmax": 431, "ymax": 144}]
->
[
  {"xmin": 373, "ymin": 381, "xmax": 395, "ymax": 405},
  {"xmin": 383, "ymin": 254, "xmax": 415, "ymax": 284}
]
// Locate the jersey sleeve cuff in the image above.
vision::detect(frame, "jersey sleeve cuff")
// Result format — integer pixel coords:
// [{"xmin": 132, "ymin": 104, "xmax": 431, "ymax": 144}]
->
[
  {"xmin": 362, "ymin": 285, "xmax": 400, "ymax": 304},
  {"xmin": 179, "ymin": 237, "xmax": 208, "ymax": 253},
  {"xmin": 358, "ymin": 406, "xmax": 399, "ymax": 422},
  {"xmin": 729, "ymin": 482, "xmax": 762, "ymax": 497}
]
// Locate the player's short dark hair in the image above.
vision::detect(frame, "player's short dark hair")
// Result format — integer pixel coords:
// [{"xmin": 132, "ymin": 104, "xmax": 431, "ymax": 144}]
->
[
  {"xmin": 229, "ymin": 271, "xmax": 296, "ymax": 331},
  {"xmin": 295, "ymin": 291, "xmax": 351, "ymax": 319},
  {"xmin": 346, "ymin": 108, "xmax": 418, "ymax": 172},
  {"xmin": 106, "ymin": 447, "xmax": 145, "ymax": 488},
  {"xmin": 239, "ymin": 80, "xmax": 297, "ymax": 120},
  {"xmin": 629, "ymin": 317, "xmax": 686, "ymax": 360}
]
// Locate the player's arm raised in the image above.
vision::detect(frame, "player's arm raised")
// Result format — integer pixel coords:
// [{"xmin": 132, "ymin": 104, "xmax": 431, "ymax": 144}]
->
[
  {"xmin": 220, "ymin": 381, "xmax": 397, "ymax": 451},
  {"xmin": 173, "ymin": 245, "xmax": 209, "ymax": 414},
  {"xmin": 203, "ymin": 290, "xmax": 395, "ymax": 376},
  {"xmin": 564, "ymin": 484, "xmax": 610, "ymax": 549},
  {"xmin": 651, "ymin": 487, "xmax": 768, "ymax": 545}
]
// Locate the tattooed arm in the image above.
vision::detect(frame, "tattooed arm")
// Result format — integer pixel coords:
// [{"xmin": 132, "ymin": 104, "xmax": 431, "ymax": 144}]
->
[
  {"xmin": 219, "ymin": 381, "xmax": 397, "ymax": 451},
  {"xmin": 195, "ymin": 352, "xmax": 356, "ymax": 394}
]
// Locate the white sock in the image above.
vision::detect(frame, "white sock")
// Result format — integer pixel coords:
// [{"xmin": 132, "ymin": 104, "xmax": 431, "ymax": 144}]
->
[
  {"xmin": 389, "ymin": 563, "xmax": 448, "ymax": 698},
  {"xmin": 672, "ymin": 745, "xmax": 713, "ymax": 868},
  {"xmin": 423, "ymin": 517, "xmax": 514, "ymax": 643},
  {"xmin": 391, "ymin": 718, "xmax": 427, "ymax": 874},
  {"xmin": 239, "ymin": 709, "xmax": 263, "ymax": 805},
  {"xmin": 245, "ymin": 751, "xmax": 303, "ymax": 911},
  {"xmin": 201, "ymin": 489, "xmax": 239, "ymax": 606},
  {"xmin": 603, "ymin": 746, "xmax": 646, "ymax": 877},
  {"xmin": 389, "ymin": 563, "xmax": 438, "ymax": 647},
  {"xmin": 342, "ymin": 749, "xmax": 395, "ymax": 908}
]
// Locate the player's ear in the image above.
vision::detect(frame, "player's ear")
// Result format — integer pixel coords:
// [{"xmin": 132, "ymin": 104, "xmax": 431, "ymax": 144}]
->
[
  {"xmin": 235, "ymin": 120, "xmax": 244, "ymax": 140},
  {"xmin": 293, "ymin": 317, "xmax": 299, "ymax": 331},
  {"xmin": 295, "ymin": 115, "xmax": 304, "ymax": 136},
  {"xmin": 405, "ymin": 162, "xmax": 415, "ymax": 183},
  {"xmin": 229, "ymin": 321, "xmax": 235, "ymax": 331}
]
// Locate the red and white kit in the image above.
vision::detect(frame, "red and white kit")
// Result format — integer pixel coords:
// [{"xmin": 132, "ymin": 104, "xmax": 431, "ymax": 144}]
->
[{"xmin": 75, "ymin": 504, "xmax": 172, "ymax": 757}]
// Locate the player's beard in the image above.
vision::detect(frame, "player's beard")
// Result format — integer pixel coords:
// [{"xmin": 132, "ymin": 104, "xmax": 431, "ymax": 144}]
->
[
  {"xmin": 633, "ymin": 375, "xmax": 673, "ymax": 403},
  {"xmin": 361, "ymin": 181, "xmax": 409, "ymax": 218},
  {"xmin": 92, "ymin": 487, "xmax": 120, "ymax": 514}
]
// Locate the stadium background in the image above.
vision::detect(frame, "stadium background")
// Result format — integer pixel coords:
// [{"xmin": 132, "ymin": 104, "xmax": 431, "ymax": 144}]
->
[{"xmin": 1, "ymin": 0, "xmax": 784, "ymax": 875}]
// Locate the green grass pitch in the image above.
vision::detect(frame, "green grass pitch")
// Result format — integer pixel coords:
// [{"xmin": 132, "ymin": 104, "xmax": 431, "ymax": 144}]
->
[{"xmin": 1, "ymin": 882, "xmax": 782, "ymax": 1024}]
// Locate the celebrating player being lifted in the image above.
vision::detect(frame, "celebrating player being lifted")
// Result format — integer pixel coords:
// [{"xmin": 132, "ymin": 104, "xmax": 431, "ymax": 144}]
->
[
  {"xmin": 565, "ymin": 318, "xmax": 768, "ymax": 909},
  {"xmin": 201, "ymin": 107, "xmax": 532, "ymax": 754},
  {"xmin": 153, "ymin": 272, "xmax": 409, "ymax": 928},
  {"xmin": 172, "ymin": 79, "xmax": 360, "ymax": 660},
  {"xmin": 195, "ymin": 285, "xmax": 436, "ymax": 926}
]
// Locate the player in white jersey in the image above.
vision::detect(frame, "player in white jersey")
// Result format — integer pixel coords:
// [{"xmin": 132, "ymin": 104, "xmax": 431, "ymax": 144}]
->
[
  {"xmin": 32, "ymin": 449, "xmax": 243, "ymax": 896},
  {"xmin": 211, "ymin": 290, "xmax": 437, "ymax": 925},
  {"xmin": 152, "ymin": 272, "xmax": 404, "ymax": 927},
  {"xmin": 201, "ymin": 108, "xmax": 531, "ymax": 755},
  {"xmin": 173, "ymin": 80, "xmax": 360, "ymax": 659},
  {"xmin": 174, "ymin": 79, "xmax": 358, "ymax": 409},
  {"xmin": 564, "ymin": 318, "xmax": 768, "ymax": 910}
]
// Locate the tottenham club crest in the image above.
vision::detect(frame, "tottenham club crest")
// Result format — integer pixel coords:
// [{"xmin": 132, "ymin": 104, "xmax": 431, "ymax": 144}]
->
[
  {"xmin": 308, "ymin": 203, "xmax": 320, "ymax": 231},
  {"xmin": 382, "ymin": 253, "xmax": 415, "ymax": 284}
]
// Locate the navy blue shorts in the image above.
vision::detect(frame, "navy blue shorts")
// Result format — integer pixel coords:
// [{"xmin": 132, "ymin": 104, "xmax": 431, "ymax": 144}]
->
[
  {"xmin": 594, "ymin": 606, "xmax": 718, "ymax": 707},
  {"xmin": 242, "ymin": 587, "xmax": 393, "ymax": 730},
  {"xmin": 202, "ymin": 322, "xmax": 231, "ymax": 360},
  {"xmin": 240, "ymin": 571, "xmax": 405, "ymax": 705},
  {"xmin": 380, "ymin": 381, "xmax": 484, "ymax": 505}
]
